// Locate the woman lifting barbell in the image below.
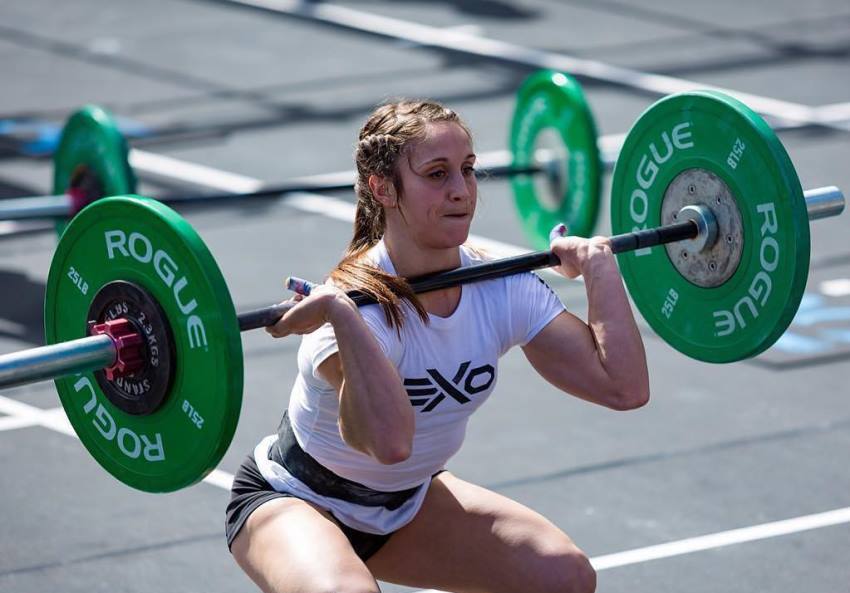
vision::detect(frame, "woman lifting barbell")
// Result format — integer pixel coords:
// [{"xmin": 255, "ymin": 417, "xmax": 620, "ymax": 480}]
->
[{"xmin": 224, "ymin": 100, "xmax": 649, "ymax": 593}]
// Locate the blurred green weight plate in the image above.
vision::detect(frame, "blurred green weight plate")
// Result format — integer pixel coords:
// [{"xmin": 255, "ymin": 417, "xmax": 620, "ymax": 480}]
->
[
  {"xmin": 52, "ymin": 106, "xmax": 136, "ymax": 236},
  {"xmin": 510, "ymin": 70, "xmax": 602, "ymax": 248}
]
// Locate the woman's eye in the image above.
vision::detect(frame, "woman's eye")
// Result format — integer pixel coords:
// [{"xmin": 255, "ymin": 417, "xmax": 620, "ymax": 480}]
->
[
  {"xmin": 429, "ymin": 170, "xmax": 446, "ymax": 179},
  {"xmin": 463, "ymin": 166, "xmax": 476, "ymax": 176}
]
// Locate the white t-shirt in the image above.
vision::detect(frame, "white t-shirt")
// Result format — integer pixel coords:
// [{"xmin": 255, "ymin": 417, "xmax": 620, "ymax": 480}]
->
[{"xmin": 255, "ymin": 240, "xmax": 565, "ymax": 533}]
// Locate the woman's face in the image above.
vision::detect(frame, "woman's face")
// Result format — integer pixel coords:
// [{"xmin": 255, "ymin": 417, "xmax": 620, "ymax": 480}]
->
[{"xmin": 391, "ymin": 121, "xmax": 478, "ymax": 250}]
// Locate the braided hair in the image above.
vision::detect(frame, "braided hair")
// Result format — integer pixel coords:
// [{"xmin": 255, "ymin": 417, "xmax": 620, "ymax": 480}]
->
[{"xmin": 328, "ymin": 100, "xmax": 473, "ymax": 329}]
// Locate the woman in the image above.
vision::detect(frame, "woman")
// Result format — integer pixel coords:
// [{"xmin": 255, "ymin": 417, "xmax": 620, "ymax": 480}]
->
[{"xmin": 226, "ymin": 100, "xmax": 649, "ymax": 593}]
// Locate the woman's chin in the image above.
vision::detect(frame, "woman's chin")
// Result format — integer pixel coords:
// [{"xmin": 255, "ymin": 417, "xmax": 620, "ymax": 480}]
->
[{"xmin": 442, "ymin": 228, "xmax": 472, "ymax": 248}]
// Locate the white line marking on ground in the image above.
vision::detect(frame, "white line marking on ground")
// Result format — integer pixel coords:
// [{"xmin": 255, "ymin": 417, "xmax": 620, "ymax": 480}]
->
[
  {"xmin": 820, "ymin": 278, "xmax": 850, "ymax": 297},
  {"xmin": 0, "ymin": 415, "xmax": 39, "ymax": 431},
  {"xmin": 811, "ymin": 101, "xmax": 850, "ymax": 130},
  {"xmin": 590, "ymin": 506, "xmax": 850, "ymax": 570},
  {"xmin": 128, "ymin": 149, "xmax": 534, "ymax": 261},
  {"xmin": 0, "ymin": 395, "xmax": 228, "ymax": 487},
  {"xmin": 0, "ymin": 318, "xmax": 29, "ymax": 338},
  {"xmin": 129, "ymin": 150, "xmax": 264, "ymax": 193},
  {"xmin": 218, "ymin": 0, "xmax": 850, "ymax": 131},
  {"xmin": 0, "ymin": 397, "xmax": 75, "ymax": 436}
]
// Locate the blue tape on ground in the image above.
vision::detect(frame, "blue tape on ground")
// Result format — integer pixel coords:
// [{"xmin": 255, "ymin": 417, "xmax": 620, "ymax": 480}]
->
[{"xmin": 0, "ymin": 115, "xmax": 153, "ymax": 157}]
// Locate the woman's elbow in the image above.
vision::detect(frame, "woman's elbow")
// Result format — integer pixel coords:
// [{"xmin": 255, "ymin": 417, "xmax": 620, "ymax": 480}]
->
[
  {"xmin": 345, "ymin": 418, "xmax": 413, "ymax": 465},
  {"xmin": 374, "ymin": 407, "xmax": 415, "ymax": 464},
  {"xmin": 607, "ymin": 386, "xmax": 650, "ymax": 411},
  {"xmin": 373, "ymin": 439, "xmax": 413, "ymax": 465}
]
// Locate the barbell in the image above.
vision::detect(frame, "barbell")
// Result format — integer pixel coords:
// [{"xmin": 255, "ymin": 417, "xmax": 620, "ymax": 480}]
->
[
  {"xmin": 4, "ymin": 70, "xmax": 834, "ymax": 252},
  {"xmin": 0, "ymin": 90, "xmax": 844, "ymax": 493},
  {"xmin": 0, "ymin": 71, "xmax": 599, "ymax": 245}
]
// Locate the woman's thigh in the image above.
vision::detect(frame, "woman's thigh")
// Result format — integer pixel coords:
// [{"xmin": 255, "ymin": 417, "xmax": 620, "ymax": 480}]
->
[
  {"xmin": 230, "ymin": 497, "xmax": 380, "ymax": 593},
  {"xmin": 367, "ymin": 472, "xmax": 596, "ymax": 593}
]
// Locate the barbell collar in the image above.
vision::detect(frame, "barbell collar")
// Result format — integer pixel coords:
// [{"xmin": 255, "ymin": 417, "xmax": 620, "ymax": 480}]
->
[{"xmin": 676, "ymin": 205, "xmax": 718, "ymax": 254}]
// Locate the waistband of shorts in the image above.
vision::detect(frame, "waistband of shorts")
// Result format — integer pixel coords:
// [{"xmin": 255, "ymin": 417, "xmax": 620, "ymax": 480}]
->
[{"xmin": 271, "ymin": 412, "xmax": 421, "ymax": 510}]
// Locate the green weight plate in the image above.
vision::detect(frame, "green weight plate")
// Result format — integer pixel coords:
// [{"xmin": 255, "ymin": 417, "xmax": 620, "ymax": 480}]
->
[
  {"xmin": 45, "ymin": 196, "xmax": 242, "ymax": 492},
  {"xmin": 52, "ymin": 105, "xmax": 136, "ymax": 236},
  {"xmin": 610, "ymin": 91, "xmax": 810, "ymax": 363},
  {"xmin": 510, "ymin": 70, "xmax": 602, "ymax": 249}
]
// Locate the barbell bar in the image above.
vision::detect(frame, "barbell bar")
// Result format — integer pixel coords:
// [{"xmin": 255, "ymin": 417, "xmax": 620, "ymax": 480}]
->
[
  {"xmin": 0, "ymin": 163, "xmax": 547, "ymax": 221},
  {"xmin": 1, "ymin": 74, "xmax": 593, "ymax": 244}
]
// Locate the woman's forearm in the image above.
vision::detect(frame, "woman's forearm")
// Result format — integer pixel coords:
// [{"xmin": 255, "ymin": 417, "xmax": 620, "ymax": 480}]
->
[
  {"xmin": 329, "ymin": 302, "xmax": 415, "ymax": 464},
  {"xmin": 582, "ymin": 252, "xmax": 650, "ymax": 407}
]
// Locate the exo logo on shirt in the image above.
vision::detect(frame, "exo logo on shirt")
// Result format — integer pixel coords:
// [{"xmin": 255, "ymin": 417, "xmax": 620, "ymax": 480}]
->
[{"xmin": 403, "ymin": 361, "xmax": 495, "ymax": 412}]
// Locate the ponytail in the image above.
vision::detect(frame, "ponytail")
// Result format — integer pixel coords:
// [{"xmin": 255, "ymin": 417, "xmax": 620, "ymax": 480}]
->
[{"xmin": 328, "ymin": 100, "xmax": 471, "ymax": 330}]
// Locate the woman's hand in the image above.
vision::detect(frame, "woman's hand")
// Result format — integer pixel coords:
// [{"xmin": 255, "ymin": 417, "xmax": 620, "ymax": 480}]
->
[
  {"xmin": 265, "ymin": 284, "xmax": 356, "ymax": 338},
  {"xmin": 550, "ymin": 232, "xmax": 615, "ymax": 279}
]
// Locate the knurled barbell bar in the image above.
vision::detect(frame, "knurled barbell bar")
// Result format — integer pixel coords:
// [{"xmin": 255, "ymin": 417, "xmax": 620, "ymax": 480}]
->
[{"xmin": 0, "ymin": 90, "xmax": 844, "ymax": 493}]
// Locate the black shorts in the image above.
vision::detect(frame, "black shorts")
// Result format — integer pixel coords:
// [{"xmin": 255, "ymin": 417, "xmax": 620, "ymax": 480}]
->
[
  {"xmin": 225, "ymin": 413, "xmax": 432, "ymax": 562},
  {"xmin": 225, "ymin": 454, "xmax": 393, "ymax": 561}
]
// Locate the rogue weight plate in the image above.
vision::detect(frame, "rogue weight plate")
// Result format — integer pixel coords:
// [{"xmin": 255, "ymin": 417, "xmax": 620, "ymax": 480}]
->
[
  {"xmin": 52, "ymin": 106, "xmax": 136, "ymax": 236},
  {"xmin": 44, "ymin": 196, "xmax": 242, "ymax": 492},
  {"xmin": 510, "ymin": 70, "xmax": 602, "ymax": 248},
  {"xmin": 610, "ymin": 91, "xmax": 810, "ymax": 363}
]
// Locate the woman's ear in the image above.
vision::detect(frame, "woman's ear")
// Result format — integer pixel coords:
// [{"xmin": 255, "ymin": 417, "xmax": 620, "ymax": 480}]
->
[{"xmin": 369, "ymin": 174, "xmax": 397, "ymax": 208}]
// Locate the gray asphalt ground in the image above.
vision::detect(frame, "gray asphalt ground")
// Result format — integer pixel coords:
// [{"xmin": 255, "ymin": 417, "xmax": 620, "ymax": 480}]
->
[{"xmin": 1, "ymin": 1, "xmax": 849, "ymax": 592}]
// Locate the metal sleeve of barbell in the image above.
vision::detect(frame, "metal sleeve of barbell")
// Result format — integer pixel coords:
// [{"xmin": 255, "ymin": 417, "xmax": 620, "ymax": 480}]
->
[
  {"xmin": 804, "ymin": 186, "xmax": 844, "ymax": 220},
  {"xmin": 609, "ymin": 220, "xmax": 699, "ymax": 254},
  {"xmin": 0, "ymin": 194, "xmax": 72, "ymax": 220},
  {"xmin": 0, "ymin": 334, "xmax": 116, "ymax": 390}
]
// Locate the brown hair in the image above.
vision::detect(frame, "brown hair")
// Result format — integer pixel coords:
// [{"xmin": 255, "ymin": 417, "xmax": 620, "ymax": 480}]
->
[{"xmin": 328, "ymin": 100, "xmax": 472, "ymax": 330}]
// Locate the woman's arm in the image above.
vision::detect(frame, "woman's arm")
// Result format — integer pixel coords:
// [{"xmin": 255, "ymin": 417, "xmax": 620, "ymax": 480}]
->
[
  {"xmin": 266, "ymin": 287, "xmax": 414, "ymax": 464},
  {"xmin": 521, "ymin": 236, "xmax": 650, "ymax": 411}
]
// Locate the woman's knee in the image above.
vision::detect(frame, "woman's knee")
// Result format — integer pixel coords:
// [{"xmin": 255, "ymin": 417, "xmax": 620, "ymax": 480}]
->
[
  {"xmin": 293, "ymin": 573, "xmax": 381, "ymax": 593},
  {"xmin": 232, "ymin": 540, "xmax": 380, "ymax": 593},
  {"xmin": 546, "ymin": 549, "xmax": 596, "ymax": 593}
]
